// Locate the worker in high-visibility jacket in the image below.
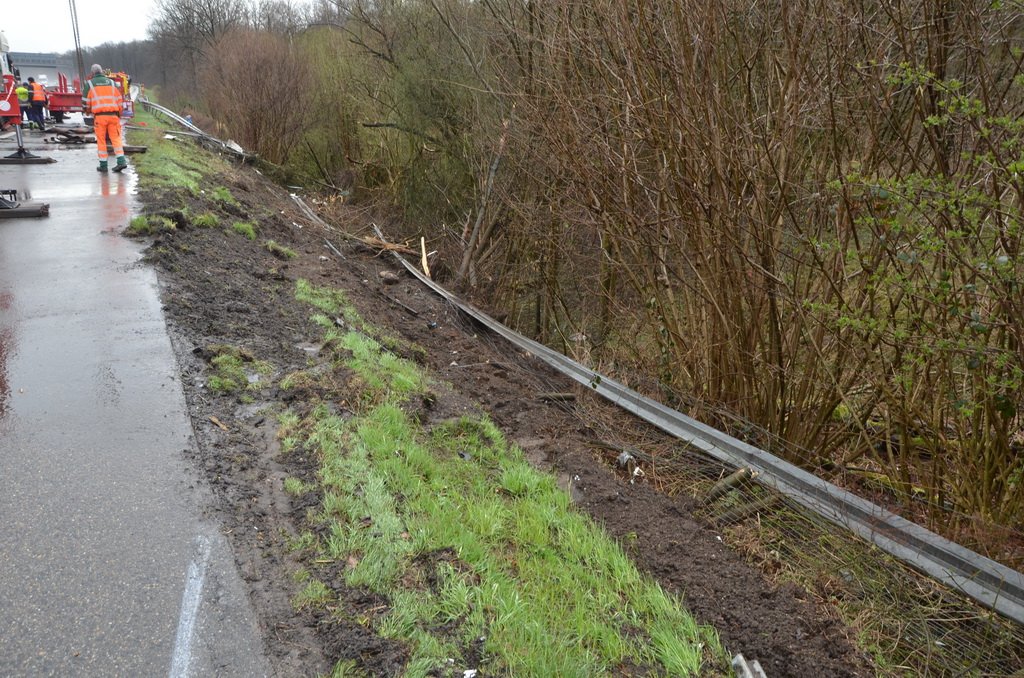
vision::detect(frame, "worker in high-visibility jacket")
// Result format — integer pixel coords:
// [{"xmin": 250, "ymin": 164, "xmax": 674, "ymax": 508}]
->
[
  {"xmin": 15, "ymin": 82, "xmax": 29, "ymax": 123},
  {"xmin": 82, "ymin": 64, "xmax": 127, "ymax": 173},
  {"xmin": 26, "ymin": 77, "xmax": 46, "ymax": 132}
]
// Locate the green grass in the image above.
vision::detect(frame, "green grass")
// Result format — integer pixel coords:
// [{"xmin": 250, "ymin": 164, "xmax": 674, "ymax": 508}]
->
[
  {"xmin": 293, "ymin": 578, "xmax": 332, "ymax": 609},
  {"xmin": 265, "ymin": 240, "xmax": 298, "ymax": 259},
  {"xmin": 205, "ymin": 345, "xmax": 273, "ymax": 393},
  {"xmin": 295, "ymin": 279, "xmax": 425, "ymax": 365},
  {"xmin": 125, "ymin": 112, "xmax": 724, "ymax": 671},
  {"xmin": 232, "ymin": 221, "xmax": 257, "ymax": 240},
  {"xmin": 304, "ymin": 403, "xmax": 722, "ymax": 676},
  {"xmin": 284, "ymin": 477, "xmax": 311, "ymax": 496},
  {"xmin": 287, "ymin": 531, "xmax": 317, "ymax": 552},
  {"xmin": 278, "ymin": 410, "xmax": 302, "ymax": 453},
  {"xmin": 193, "ymin": 212, "xmax": 220, "ymax": 228},
  {"xmin": 296, "ymin": 278, "xmax": 351, "ymax": 315},
  {"xmin": 284, "ymin": 282, "xmax": 725, "ymax": 676},
  {"xmin": 212, "ymin": 185, "xmax": 240, "ymax": 206},
  {"xmin": 126, "ymin": 214, "xmax": 175, "ymax": 236},
  {"xmin": 340, "ymin": 331, "xmax": 425, "ymax": 397},
  {"xmin": 128, "ymin": 123, "xmax": 206, "ymax": 195},
  {"xmin": 326, "ymin": 660, "xmax": 366, "ymax": 678}
]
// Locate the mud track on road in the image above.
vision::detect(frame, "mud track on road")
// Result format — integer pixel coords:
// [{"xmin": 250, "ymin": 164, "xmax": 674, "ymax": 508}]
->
[{"xmin": 137, "ymin": 160, "xmax": 869, "ymax": 677}]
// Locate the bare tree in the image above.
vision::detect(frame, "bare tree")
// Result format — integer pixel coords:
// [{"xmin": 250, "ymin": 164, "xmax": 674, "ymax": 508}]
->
[
  {"xmin": 201, "ymin": 28, "xmax": 313, "ymax": 164},
  {"xmin": 248, "ymin": 0, "xmax": 308, "ymax": 34},
  {"xmin": 150, "ymin": 0, "xmax": 249, "ymax": 72}
]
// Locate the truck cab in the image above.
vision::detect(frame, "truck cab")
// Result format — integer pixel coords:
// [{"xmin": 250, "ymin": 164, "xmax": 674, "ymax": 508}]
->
[
  {"xmin": 0, "ymin": 30, "xmax": 23, "ymax": 127},
  {"xmin": 1, "ymin": 31, "xmax": 15, "ymax": 77}
]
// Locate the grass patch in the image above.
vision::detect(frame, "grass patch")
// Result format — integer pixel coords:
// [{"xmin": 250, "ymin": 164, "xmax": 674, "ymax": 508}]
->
[
  {"xmin": 292, "ymin": 578, "xmax": 332, "ymax": 610},
  {"xmin": 284, "ymin": 477, "xmax": 311, "ymax": 496},
  {"xmin": 205, "ymin": 344, "xmax": 273, "ymax": 393},
  {"xmin": 340, "ymin": 331, "xmax": 425, "ymax": 397},
  {"xmin": 288, "ymin": 531, "xmax": 317, "ymax": 553},
  {"xmin": 126, "ymin": 214, "xmax": 175, "ymax": 236},
  {"xmin": 327, "ymin": 660, "xmax": 365, "ymax": 678},
  {"xmin": 295, "ymin": 279, "xmax": 425, "ymax": 366},
  {"xmin": 280, "ymin": 370, "xmax": 317, "ymax": 391},
  {"xmin": 193, "ymin": 212, "xmax": 220, "ymax": 228},
  {"xmin": 265, "ymin": 239, "xmax": 298, "ymax": 259},
  {"xmin": 302, "ymin": 405, "xmax": 723, "ymax": 675},
  {"xmin": 281, "ymin": 299, "xmax": 726, "ymax": 675},
  {"xmin": 278, "ymin": 410, "xmax": 302, "ymax": 453},
  {"xmin": 232, "ymin": 221, "xmax": 257, "ymax": 240},
  {"xmin": 212, "ymin": 185, "xmax": 240, "ymax": 206},
  {"xmin": 296, "ymin": 278, "xmax": 351, "ymax": 315},
  {"xmin": 128, "ymin": 115, "xmax": 206, "ymax": 195}
]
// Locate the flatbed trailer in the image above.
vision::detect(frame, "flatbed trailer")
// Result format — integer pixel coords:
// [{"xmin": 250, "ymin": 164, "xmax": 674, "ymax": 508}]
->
[{"xmin": 46, "ymin": 72, "xmax": 83, "ymax": 122}]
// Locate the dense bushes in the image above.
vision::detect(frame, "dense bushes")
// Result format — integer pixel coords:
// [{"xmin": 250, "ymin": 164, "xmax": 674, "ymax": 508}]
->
[
  {"xmin": 508, "ymin": 1, "xmax": 1024, "ymax": 539},
  {"xmin": 152, "ymin": 0, "xmax": 1024, "ymax": 545}
]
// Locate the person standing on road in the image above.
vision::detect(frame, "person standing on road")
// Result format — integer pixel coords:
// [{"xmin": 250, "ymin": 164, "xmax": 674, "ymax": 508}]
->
[
  {"xmin": 26, "ymin": 77, "xmax": 46, "ymax": 132},
  {"xmin": 15, "ymin": 81, "xmax": 29, "ymax": 124},
  {"xmin": 82, "ymin": 64, "xmax": 127, "ymax": 173}
]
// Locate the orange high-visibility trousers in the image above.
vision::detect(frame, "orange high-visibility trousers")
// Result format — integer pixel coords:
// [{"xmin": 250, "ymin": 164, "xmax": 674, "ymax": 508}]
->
[{"xmin": 93, "ymin": 114, "xmax": 124, "ymax": 163}]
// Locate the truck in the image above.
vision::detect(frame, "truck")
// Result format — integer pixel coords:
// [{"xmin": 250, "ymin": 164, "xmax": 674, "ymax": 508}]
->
[{"xmin": 0, "ymin": 30, "xmax": 20, "ymax": 128}]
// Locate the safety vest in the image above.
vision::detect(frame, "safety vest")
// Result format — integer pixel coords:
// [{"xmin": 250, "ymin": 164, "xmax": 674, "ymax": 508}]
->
[
  {"xmin": 86, "ymin": 79, "xmax": 122, "ymax": 114},
  {"xmin": 15, "ymin": 86, "xmax": 28, "ymax": 103},
  {"xmin": 30, "ymin": 82, "xmax": 45, "ymax": 102}
]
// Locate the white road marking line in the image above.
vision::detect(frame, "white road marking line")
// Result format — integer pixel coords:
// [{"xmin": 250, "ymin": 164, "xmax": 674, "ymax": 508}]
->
[{"xmin": 169, "ymin": 535, "xmax": 211, "ymax": 678}]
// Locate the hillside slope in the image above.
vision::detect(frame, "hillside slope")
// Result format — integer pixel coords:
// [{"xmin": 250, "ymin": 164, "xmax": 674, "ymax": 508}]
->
[{"xmin": 130, "ymin": 124, "xmax": 868, "ymax": 677}]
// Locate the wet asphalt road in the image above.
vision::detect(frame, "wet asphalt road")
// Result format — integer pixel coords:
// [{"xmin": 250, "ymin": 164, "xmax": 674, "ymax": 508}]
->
[{"xmin": 0, "ymin": 126, "xmax": 269, "ymax": 676}]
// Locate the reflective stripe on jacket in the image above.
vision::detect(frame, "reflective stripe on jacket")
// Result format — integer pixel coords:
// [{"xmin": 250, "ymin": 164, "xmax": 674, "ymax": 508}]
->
[
  {"xmin": 30, "ymin": 82, "xmax": 46, "ymax": 102},
  {"xmin": 86, "ymin": 79, "xmax": 122, "ymax": 114}
]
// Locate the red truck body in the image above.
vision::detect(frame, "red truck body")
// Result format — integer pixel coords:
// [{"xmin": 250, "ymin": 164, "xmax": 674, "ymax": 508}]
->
[
  {"xmin": 0, "ymin": 74, "xmax": 18, "ymax": 126},
  {"xmin": 46, "ymin": 72, "xmax": 83, "ymax": 121}
]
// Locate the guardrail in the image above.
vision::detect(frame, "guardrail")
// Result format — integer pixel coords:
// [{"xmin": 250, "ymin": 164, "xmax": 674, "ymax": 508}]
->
[
  {"xmin": 136, "ymin": 99, "xmax": 252, "ymax": 161},
  {"xmin": 354, "ymin": 220, "xmax": 1024, "ymax": 626}
]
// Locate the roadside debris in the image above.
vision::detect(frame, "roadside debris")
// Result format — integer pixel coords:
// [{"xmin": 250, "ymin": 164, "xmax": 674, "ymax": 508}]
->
[
  {"xmin": 732, "ymin": 653, "xmax": 768, "ymax": 678},
  {"xmin": 0, "ymin": 188, "xmax": 48, "ymax": 217},
  {"xmin": 208, "ymin": 415, "xmax": 229, "ymax": 431}
]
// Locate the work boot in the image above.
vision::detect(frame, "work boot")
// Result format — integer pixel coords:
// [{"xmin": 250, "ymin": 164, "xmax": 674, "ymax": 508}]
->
[
  {"xmin": 97, "ymin": 161, "xmax": 108, "ymax": 173},
  {"xmin": 112, "ymin": 158, "xmax": 128, "ymax": 173}
]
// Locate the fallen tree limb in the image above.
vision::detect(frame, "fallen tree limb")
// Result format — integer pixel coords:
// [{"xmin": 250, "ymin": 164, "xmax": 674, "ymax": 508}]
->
[{"xmin": 291, "ymin": 196, "xmax": 415, "ymax": 254}]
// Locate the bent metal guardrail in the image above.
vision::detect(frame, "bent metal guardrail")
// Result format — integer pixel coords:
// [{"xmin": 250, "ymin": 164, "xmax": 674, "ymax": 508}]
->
[
  {"xmin": 358, "ymin": 222, "xmax": 1024, "ymax": 626},
  {"xmin": 137, "ymin": 99, "xmax": 252, "ymax": 160}
]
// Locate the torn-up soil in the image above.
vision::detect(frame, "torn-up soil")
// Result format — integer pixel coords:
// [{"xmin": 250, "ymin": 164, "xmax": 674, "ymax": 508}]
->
[{"xmin": 136, "ymin": 154, "xmax": 871, "ymax": 676}]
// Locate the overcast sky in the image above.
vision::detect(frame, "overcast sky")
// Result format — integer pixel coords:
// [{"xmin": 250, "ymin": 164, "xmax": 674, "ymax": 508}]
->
[{"xmin": 5, "ymin": 0, "xmax": 157, "ymax": 53}]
